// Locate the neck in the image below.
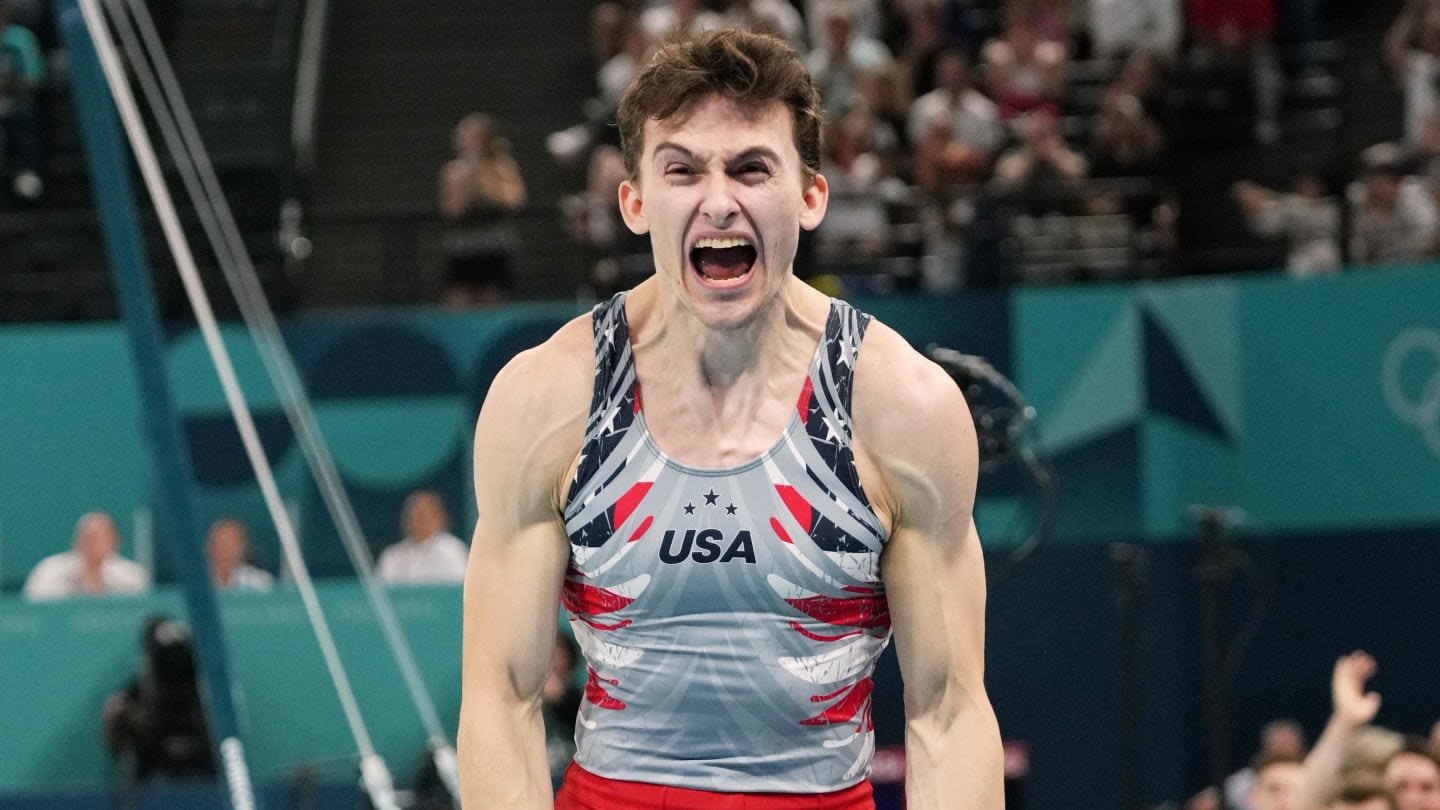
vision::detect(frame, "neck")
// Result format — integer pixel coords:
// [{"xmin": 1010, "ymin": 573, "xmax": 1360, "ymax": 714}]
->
[{"xmin": 636, "ymin": 278, "xmax": 811, "ymax": 392}]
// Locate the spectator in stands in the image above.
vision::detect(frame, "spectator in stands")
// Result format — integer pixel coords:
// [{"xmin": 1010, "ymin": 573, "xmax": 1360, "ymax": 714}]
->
[
  {"xmin": 598, "ymin": 19, "xmax": 655, "ymax": 111},
  {"xmin": 993, "ymin": 107, "xmax": 1089, "ymax": 202},
  {"xmin": 816, "ymin": 100, "xmax": 895, "ymax": 262},
  {"xmin": 1249, "ymin": 752, "xmax": 1306, "ymax": 810},
  {"xmin": 1087, "ymin": 0, "xmax": 1183, "ymax": 60},
  {"xmin": 590, "ymin": 2, "xmax": 629, "ymax": 70},
  {"xmin": 561, "ymin": 144, "xmax": 648, "ymax": 295},
  {"xmin": 1088, "ymin": 91, "xmax": 1166, "ymax": 178},
  {"xmin": 1349, "ymin": 143, "xmax": 1439, "ymax": 266},
  {"xmin": 907, "ymin": 49, "xmax": 1004, "ymax": 168},
  {"xmin": 1229, "ymin": 721, "xmax": 1313, "ymax": 810},
  {"xmin": 376, "ymin": 490, "xmax": 469, "ymax": 585},
  {"xmin": 805, "ymin": 0, "xmax": 893, "ymax": 114},
  {"xmin": 1382, "ymin": 740, "xmax": 1440, "ymax": 810},
  {"xmin": 639, "ymin": 0, "xmax": 724, "ymax": 41},
  {"xmin": 1186, "ymin": 0, "xmax": 1283, "ymax": 143},
  {"xmin": 722, "ymin": 0, "xmax": 807, "ymax": 48},
  {"xmin": 0, "ymin": 0, "xmax": 44, "ymax": 202},
  {"xmin": 895, "ymin": 0, "xmax": 950, "ymax": 101},
  {"xmin": 438, "ymin": 113, "xmax": 527, "ymax": 309},
  {"xmin": 980, "ymin": 9, "xmax": 1069, "ymax": 119},
  {"xmin": 23, "ymin": 512, "xmax": 149, "ymax": 600},
  {"xmin": 1384, "ymin": 5, "xmax": 1440, "ymax": 149},
  {"xmin": 1328, "ymin": 781, "xmax": 1400, "ymax": 810},
  {"xmin": 1232, "ymin": 173, "xmax": 1341, "ymax": 277},
  {"xmin": 803, "ymin": 0, "xmax": 884, "ymax": 52},
  {"xmin": 205, "ymin": 518, "xmax": 273, "ymax": 592},
  {"xmin": 1296, "ymin": 652, "xmax": 1419, "ymax": 810}
]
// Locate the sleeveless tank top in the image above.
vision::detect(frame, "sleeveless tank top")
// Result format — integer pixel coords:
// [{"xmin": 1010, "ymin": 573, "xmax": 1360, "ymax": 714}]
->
[{"xmin": 560, "ymin": 291, "xmax": 891, "ymax": 793}]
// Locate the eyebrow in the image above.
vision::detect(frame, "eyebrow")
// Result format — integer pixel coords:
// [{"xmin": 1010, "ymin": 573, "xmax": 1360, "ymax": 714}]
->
[{"xmin": 652, "ymin": 142, "xmax": 782, "ymax": 167}]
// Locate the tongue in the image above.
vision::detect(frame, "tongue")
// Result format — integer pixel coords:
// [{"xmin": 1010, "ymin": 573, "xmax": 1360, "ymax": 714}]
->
[{"xmin": 694, "ymin": 246, "xmax": 755, "ymax": 280}]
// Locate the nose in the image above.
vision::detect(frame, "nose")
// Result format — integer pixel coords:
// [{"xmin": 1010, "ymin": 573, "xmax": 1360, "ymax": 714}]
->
[{"xmin": 698, "ymin": 172, "xmax": 739, "ymax": 227}]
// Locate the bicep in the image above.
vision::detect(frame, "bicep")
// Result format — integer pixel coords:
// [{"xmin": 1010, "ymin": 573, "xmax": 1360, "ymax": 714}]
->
[
  {"xmin": 462, "ymin": 512, "xmax": 570, "ymax": 706},
  {"xmin": 883, "ymin": 504, "xmax": 987, "ymax": 719}
]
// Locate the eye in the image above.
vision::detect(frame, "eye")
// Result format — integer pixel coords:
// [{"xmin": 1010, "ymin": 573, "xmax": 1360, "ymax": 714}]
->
[
  {"xmin": 730, "ymin": 162, "xmax": 772, "ymax": 183},
  {"xmin": 665, "ymin": 164, "xmax": 695, "ymax": 177}
]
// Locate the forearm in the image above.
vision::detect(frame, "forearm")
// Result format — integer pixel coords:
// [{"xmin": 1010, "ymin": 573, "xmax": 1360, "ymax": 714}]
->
[
  {"xmin": 1296, "ymin": 715, "xmax": 1360, "ymax": 810},
  {"xmin": 904, "ymin": 695, "xmax": 1005, "ymax": 810},
  {"xmin": 458, "ymin": 691, "xmax": 553, "ymax": 809}
]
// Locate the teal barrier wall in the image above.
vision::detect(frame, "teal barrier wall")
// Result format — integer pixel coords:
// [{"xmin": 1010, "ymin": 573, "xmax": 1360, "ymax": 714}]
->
[
  {"xmin": 0, "ymin": 583, "xmax": 461, "ymax": 793},
  {"xmin": 3, "ymin": 269, "xmax": 1439, "ymax": 590}
]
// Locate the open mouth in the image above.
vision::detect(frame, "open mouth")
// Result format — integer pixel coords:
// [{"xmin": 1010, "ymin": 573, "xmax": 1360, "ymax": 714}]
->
[{"xmin": 690, "ymin": 236, "xmax": 758, "ymax": 284}]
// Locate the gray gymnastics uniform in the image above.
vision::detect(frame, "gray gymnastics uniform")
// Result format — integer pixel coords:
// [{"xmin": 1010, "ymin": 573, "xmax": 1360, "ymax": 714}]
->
[{"xmin": 561, "ymin": 292, "xmax": 892, "ymax": 793}]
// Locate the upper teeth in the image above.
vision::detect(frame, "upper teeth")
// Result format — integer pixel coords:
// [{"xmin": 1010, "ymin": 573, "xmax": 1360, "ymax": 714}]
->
[{"xmin": 695, "ymin": 237, "xmax": 751, "ymax": 249}]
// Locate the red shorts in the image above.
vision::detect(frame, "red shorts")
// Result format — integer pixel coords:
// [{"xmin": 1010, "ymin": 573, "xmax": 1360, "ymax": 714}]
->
[{"xmin": 554, "ymin": 762, "xmax": 876, "ymax": 810}]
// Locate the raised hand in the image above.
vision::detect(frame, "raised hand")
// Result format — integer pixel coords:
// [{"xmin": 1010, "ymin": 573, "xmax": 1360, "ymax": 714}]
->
[{"xmin": 1331, "ymin": 651, "xmax": 1382, "ymax": 728}]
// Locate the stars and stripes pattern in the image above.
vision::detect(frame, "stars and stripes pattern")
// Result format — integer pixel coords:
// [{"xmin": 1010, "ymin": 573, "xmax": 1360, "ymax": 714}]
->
[{"xmin": 557, "ymin": 292, "xmax": 892, "ymax": 793}]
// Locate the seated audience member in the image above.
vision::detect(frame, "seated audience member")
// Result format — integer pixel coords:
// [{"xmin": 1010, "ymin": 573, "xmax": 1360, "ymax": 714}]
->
[
  {"xmin": 1089, "ymin": 91, "xmax": 1167, "ymax": 178},
  {"xmin": 806, "ymin": 0, "xmax": 893, "ymax": 114},
  {"xmin": 1088, "ymin": 0, "xmax": 1183, "ymax": 60},
  {"xmin": 1230, "ymin": 720, "xmax": 1313, "ymax": 810},
  {"xmin": 907, "ymin": 49, "xmax": 1004, "ymax": 166},
  {"xmin": 994, "ymin": 108, "xmax": 1089, "ymax": 203},
  {"xmin": 23, "ymin": 512, "xmax": 149, "ymax": 599},
  {"xmin": 206, "ymin": 518, "xmax": 273, "ymax": 592},
  {"xmin": 722, "ymin": 0, "xmax": 806, "ymax": 48},
  {"xmin": 638, "ymin": 0, "xmax": 724, "ymax": 41},
  {"xmin": 1349, "ymin": 143, "xmax": 1440, "ymax": 266},
  {"xmin": 377, "ymin": 491, "xmax": 469, "ymax": 585},
  {"xmin": 816, "ymin": 102, "xmax": 894, "ymax": 261},
  {"xmin": 1233, "ymin": 173, "xmax": 1341, "ymax": 277},
  {"xmin": 0, "ymin": 0, "xmax": 44, "ymax": 201},
  {"xmin": 981, "ymin": 11, "xmax": 1069, "ymax": 119}
]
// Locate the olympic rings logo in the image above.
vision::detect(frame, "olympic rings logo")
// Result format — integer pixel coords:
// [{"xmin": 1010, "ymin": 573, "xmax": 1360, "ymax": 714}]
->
[{"xmin": 1382, "ymin": 328, "xmax": 1440, "ymax": 458}]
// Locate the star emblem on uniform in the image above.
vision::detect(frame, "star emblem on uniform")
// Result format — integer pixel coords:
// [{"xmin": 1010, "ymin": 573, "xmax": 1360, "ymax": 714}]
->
[
  {"xmin": 703, "ymin": 489, "xmax": 719, "ymax": 505},
  {"xmin": 684, "ymin": 503, "xmax": 695, "ymax": 515},
  {"xmin": 725, "ymin": 503, "xmax": 737, "ymax": 515}
]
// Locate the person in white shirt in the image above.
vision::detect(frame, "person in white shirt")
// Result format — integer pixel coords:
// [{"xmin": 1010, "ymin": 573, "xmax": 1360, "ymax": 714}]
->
[
  {"xmin": 206, "ymin": 518, "xmax": 273, "ymax": 592},
  {"xmin": 376, "ymin": 491, "xmax": 469, "ymax": 585},
  {"xmin": 23, "ymin": 512, "xmax": 150, "ymax": 600}
]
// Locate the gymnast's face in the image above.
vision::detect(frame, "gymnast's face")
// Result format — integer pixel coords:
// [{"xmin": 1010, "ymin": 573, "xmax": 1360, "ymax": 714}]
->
[{"xmin": 618, "ymin": 95, "xmax": 827, "ymax": 331}]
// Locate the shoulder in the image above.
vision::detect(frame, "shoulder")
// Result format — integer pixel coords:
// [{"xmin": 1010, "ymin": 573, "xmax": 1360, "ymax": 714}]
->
[
  {"xmin": 851, "ymin": 319, "xmax": 978, "ymax": 518},
  {"xmin": 473, "ymin": 310, "xmax": 597, "ymax": 506},
  {"xmin": 853, "ymin": 319, "xmax": 974, "ymax": 447}
]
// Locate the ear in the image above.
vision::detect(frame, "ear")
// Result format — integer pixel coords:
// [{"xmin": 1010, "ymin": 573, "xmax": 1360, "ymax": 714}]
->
[
  {"xmin": 617, "ymin": 178, "xmax": 649, "ymax": 235},
  {"xmin": 798, "ymin": 172, "xmax": 829, "ymax": 231}
]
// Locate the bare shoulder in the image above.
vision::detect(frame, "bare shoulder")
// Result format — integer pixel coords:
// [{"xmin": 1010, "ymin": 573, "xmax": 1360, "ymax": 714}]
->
[
  {"xmin": 851, "ymin": 318, "xmax": 978, "ymax": 523},
  {"xmin": 852, "ymin": 319, "xmax": 974, "ymax": 448},
  {"xmin": 474, "ymin": 313, "xmax": 595, "ymax": 510}
]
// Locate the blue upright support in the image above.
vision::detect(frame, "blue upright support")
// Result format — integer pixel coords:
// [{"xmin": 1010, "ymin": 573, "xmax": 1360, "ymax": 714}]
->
[{"xmin": 55, "ymin": 2, "xmax": 262, "ymax": 808}]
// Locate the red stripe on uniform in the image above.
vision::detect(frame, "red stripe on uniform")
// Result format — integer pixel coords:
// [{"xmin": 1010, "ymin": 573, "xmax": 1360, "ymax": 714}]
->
[
  {"xmin": 796, "ymin": 375, "xmax": 814, "ymax": 417},
  {"xmin": 613, "ymin": 481, "xmax": 653, "ymax": 528},
  {"xmin": 770, "ymin": 516, "xmax": 794, "ymax": 544},
  {"xmin": 775, "ymin": 484, "xmax": 813, "ymax": 532}
]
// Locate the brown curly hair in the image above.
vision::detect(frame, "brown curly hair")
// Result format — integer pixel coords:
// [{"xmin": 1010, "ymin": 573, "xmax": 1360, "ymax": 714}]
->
[{"xmin": 616, "ymin": 28, "xmax": 823, "ymax": 180}]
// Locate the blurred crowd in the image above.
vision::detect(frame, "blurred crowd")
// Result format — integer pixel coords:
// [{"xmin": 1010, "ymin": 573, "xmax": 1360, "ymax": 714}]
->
[{"xmin": 1176, "ymin": 654, "xmax": 1440, "ymax": 810}]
